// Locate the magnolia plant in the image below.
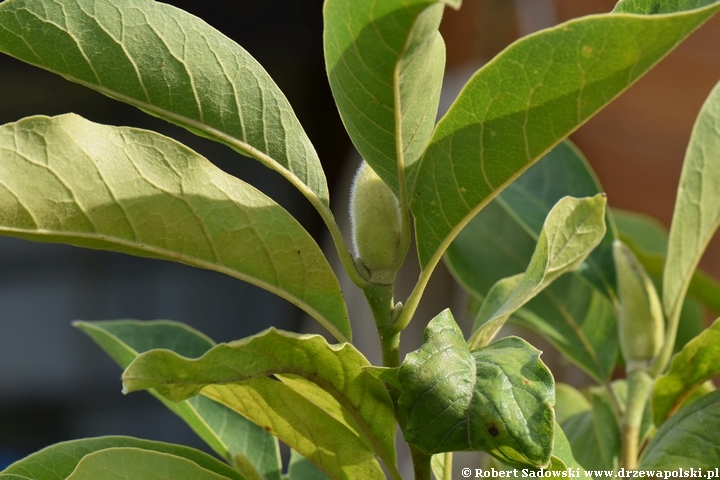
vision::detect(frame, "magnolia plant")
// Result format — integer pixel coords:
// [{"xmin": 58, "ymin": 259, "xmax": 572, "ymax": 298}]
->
[{"xmin": 1, "ymin": 0, "xmax": 720, "ymax": 478}]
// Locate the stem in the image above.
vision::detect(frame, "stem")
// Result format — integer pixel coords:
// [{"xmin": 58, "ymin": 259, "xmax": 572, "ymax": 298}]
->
[
  {"xmin": 410, "ymin": 446, "xmax": 432, "ymax": 480},
  {"xmin": 321, "ymin": 206, "xmax": 370, "ymax": 289},
  {"xmin": 620, "ymin": 370, "xmax": 654, "ymax": 470},
  {"xmin": 393, "ymin": 260, "xmax": 437, "ymax": 332},
  {"xmin": 364, "ymin": 284, "xmax": 400, "ymax": 366},
  {"xmin": 362, "ymin": 283, "xmax": 406, "ymax": 480},
  {"xmin": 442, "ymin": 452, "xmax": 453, "ymax": 480}
]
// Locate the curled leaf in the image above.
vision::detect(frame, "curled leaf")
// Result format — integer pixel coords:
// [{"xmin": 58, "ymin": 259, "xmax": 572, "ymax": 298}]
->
[{"xmin": 397, "ymin": 310, "xmax": 554, "ymax": 469}]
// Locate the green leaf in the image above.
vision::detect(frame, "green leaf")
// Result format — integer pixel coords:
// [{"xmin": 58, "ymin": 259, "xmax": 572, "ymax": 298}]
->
[
  {"xmin": 613, "ymin": 209, "xmax": 667, "ymax": 257},
  {"xmin": 362, "ymin": 366, "xmax": 402, "ymax": 390},
  {"xmin": 286, "ymin": 450, "xmax": 328, "ymax": 480},
  {"xmin": 469, "ymin": 194, "xmax": 607, "ymax": 349},
  {"xmin": 201, "ymin": 378, "xmax": 387, "ymax": 480},
  {"xmin": 0, "ymin": 115, "xmax": 349, "ymax": 341},
  {"xmin": 430, "ymin": 454, "xmax": 448, "ymax": 480},
  {"xmin": 74, "ymin": 320, "xmax": 281, "ymax": 480},
  {"xmin": 640, "ymin": 389, "xmax": 720, "ymax": 469},
  {"xmin": 653, "ymin": 318, "xmax": 720, "ymax": 425},
  {"xmin": 397, "ymin": 310, "xmax": 555, "ymax": 469},
  {"xmin": 1, "ymin": 436, "xmax": 244, "ymax": 480},
  {"xmin": 66, "ymin": 448, "xmax": 231, "ymax": 480},
  {"xmin": 552, "ymin": 422, "xmax": 587, "ymax": 473},
  {"xmin": 122, "ymin": 328, "xmax": 397, "ymax": 479},
  {"xmin": 663, "ymin": 80, "xmax": 720, "ymax": 356},
  {"xmin": 491, "ymin": 142, "xmax": 617, "ymax": 297},
  {"xmin": 0, "ymin": 0, "xmax": 328, "ymax": 206},
  {"xmin": 497, "ymin": 422, "xmax": 588, "ymax": 474},
  {"xmin": 412, "ymin": 0, "xmax": 720, "ymax": 268},
  {"xmin": 554, "ymin": 383, "xmax": 590, "ymax": 425},
  {"xmin": 324, "ymin": 0, "xmax": 459, "ymax": 196},
  {"xmin": 446, "ymin": 143, "xmax": 618, "ymax": 382},
  {"xmin": 563, "ymin": 388, "xmax": 621, "ymax": 471}
]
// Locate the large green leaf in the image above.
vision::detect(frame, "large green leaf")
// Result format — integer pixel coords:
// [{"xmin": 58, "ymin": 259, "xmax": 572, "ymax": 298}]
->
[
  {"xmin": 122, "ymin": 328, "xmax": 397, "ymax": 479},
  {"xmin": 661, "ymin": 81, "xmax": 720, "ymax": 373},
  {"xmin": 412, "ymin": 0, "xmax": 720, "ymax": 268},
  {"xmin": 446, "ymin": 143, "xmax": 617, "ymax": 382},
  {"xmin": 653, "ymin": 318, "xmax": 720, "ymax": 425},
  {"xmin": 324, "ymin": 0, "xmax": 459, "ymax": 196},
  {"xmin": 0, "ymin": 0, "xmax": 328, "ymax": 206},
  {"xmin": 488, "ymin": 142, "xmax": 617, "ymax": 296},
  {"xmin": 397, "ymin": 310, "xmax": 555, "ymax": 469},
  {"xmin": 74, "ymin": 320, "xmax": 281, "ymax": 480},
  {"xmin": 560, "ymin": 388, "xmax": 620, "ymax": 471},
  {"xmin": 66, "ymin": 448, "xmax": 231, "ymax": 480},
  {"xmin": 554, "ymin": 383, "xmax": 592, "ymax": 428},
  {"xmin": 1, "ymin": 436, "xmax": 244, "ymax": 480},
  {"xmin": 0, "ymin": 115, "xmax": 349, "ymax": 341},
  {"xmin": 640, "ymin": 389, "xmax": 720, "ymax": 469},
  {"xmin": 613, "ymin": 209, "xmax": 668, "ymax": 258},
  {"xmin": 198, "ymin": 378, "xmax": 387, "ymax": 480},
  {"xmin": 469, "ymin": 194, "xmax": 607, "ymax": 349}
]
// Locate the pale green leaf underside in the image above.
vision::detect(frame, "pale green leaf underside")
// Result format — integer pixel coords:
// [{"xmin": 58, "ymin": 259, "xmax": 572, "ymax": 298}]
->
[
  {"xmin": 398, "ymin": 310, "xmax": 555, "ymax": 469},
  {"xmin": 200, "ymin": 379, "xmax": 387, "ymax": 480},
  {"xmin": 469, "ymin": 194, "xmax": 607, "ymax": 349},
  {"xmin": 430, "ymin": 454, "xmax": 447, "ymax": 480},
  {"xmin": 324, "ymin": 0, "xmax": 458, "ymax": 196},
  {"xmin": 653, "ymin": 318, "xmax": 720, "ymax": 425},
  {"xmin": 446, "ymin": 144, "xmax": 617, "ymax": 382},
  {"xmin": 74, "ymin": 320, "xmax": 281, "ymax": 480},
  {"xmin": 0, "ymin": 115, "xmax": 349, "ymax": 341},
  {"xmin": 412, "ymin": 0, "xmax": 720, "ymax": 267},
  {"xmin": 640, "ymin": 389, "xmax": 720, "ymax": 469},
  {"xmin": 1, "ymin": 436, "xmax": 244, "ymax": 480},
  {"xmin": 664, "ymin": 80, "xmax": 720, "ymax": 327},
  {"xmin": 66, "ymin": 448, "xmax": 231, "ymax": 480},
  {"xmin": 121, "ymin": 328, "xmax": 397, "ymax": 477},
  {"xmin": 0, "ymin": 0, "xmax": 328, "ymax": 205}
]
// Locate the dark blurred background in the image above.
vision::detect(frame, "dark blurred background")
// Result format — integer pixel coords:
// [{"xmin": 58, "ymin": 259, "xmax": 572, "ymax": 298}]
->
[{"xmin": 1, "ymin": 0, "xmax": 719, "ymax": 471}]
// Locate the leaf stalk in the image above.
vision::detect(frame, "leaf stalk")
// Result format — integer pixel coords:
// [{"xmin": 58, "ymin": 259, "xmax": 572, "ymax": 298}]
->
[{"xmin": 620, "ymin": 370, "xmax": 653, "ymax": 470}]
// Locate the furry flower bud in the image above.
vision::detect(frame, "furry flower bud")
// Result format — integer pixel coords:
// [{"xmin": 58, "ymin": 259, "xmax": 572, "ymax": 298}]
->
[
  {"xmin": 613, "ymin": 240, "xmax": 665, "ymax": 372},
  {"xmin": 349, "ymin": 161, "xmax": 402, "ymax": 283}
]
